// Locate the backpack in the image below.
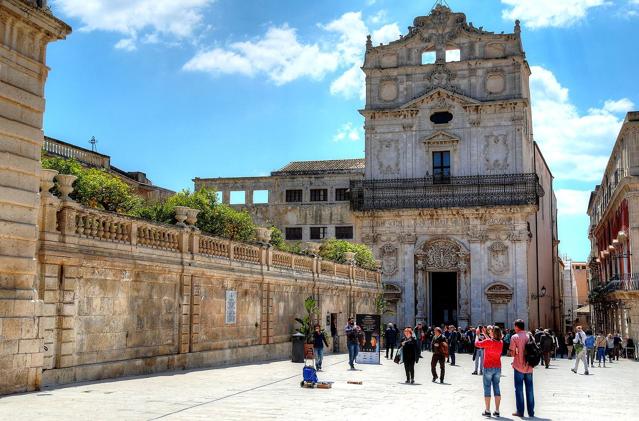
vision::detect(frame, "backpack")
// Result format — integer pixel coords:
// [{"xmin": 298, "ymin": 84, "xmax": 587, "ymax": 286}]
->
[
  {"xmin": 524, "ymin": 334, "xmax": 542, "ymax": 368},
  {"xmin": 585, "ymin": 336, "xmax": 595, "ymax": 349}
]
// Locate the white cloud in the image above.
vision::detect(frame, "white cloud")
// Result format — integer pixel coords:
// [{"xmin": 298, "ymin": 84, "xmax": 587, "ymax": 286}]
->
[
  {"xmin": 501, "ymin": 0, "xmax": 610, "ymax": 28},
  {"xmin": 556, "ymin": 189, "xmax": 591, "ymax": 216},
  {"xmin": 531, "ymin": 66, "xmax": 634, "ymax": 182},
  {"xmin": 184, "ymin": 25, "xmax": 340, "ymax": 85},
  {"xmin": 185, "ymin": 11, "xmax": 401, "ymax": 98},
  {"xmin": 53, "ymin": 0, "xmax": 215, "ymax": 50},
  {"xmin": 333, "ymin": 122, "xmax": 363, "ymax": 142}
]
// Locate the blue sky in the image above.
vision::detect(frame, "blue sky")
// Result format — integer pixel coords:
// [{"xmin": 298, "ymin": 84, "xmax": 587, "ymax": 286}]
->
[{"xmin": 44, "ymin": 0, "xmax": 639, "ymax": 261}]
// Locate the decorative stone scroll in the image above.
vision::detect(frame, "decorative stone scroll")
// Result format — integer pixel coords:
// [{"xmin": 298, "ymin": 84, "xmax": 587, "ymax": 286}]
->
[
  {"xmin": 416, "ymin": 238, "xmax": 469, "ymax": 272},
  {"xmin": 380, "ymin": 243, "xmax": 398, "ymax": 275},
  {"xmin": 485, "ymin": 283, "xmax": 513, "ymax": 304},
  {"xmin": 488, "ymin": 241, "xmax": 509, "ymax": 275}
]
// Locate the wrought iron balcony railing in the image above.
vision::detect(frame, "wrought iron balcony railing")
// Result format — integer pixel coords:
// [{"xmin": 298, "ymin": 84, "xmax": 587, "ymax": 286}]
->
[
  {"xmin": 606, "ymin": 274, "xmax": 639, "ymax": 292},
  {"xmin": 350, "ymin": 173, "xmax": 543, "ymax": 211}
]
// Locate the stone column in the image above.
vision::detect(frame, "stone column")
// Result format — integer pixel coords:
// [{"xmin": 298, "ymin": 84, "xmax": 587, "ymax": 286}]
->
[
  {"xmin": 0, "ymin": 1, "xmax": 71, "ymax": 395},
  {"xmin": 415, "ymin": 262, "xmax": 425, "ymax": 323},
  {"xmin": 245, "ymin": 190, "xmax": 253, "ymax": 206},
  {"xmin": 222, "ymin": 191, "xmax": 231, "ymax": 204}
]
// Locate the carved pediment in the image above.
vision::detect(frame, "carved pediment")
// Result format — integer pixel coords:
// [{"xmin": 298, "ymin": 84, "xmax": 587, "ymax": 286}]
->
[
  {"xmin": 423, "ymin": 130, "xmax": 459, "ymax": 148},
  {"xmin": 400, "ymin": 87, "xmax": 480, "ymax": 110},
  {"xmin": 485, "ymin": 282, "xmax": 513, "ymax": 304}
]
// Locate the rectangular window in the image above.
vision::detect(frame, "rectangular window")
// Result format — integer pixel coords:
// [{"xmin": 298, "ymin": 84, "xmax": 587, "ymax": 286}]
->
[
  {"xmin": 335, "ymin": 226, "xmax": 354, "ymax": 240},
  {"xmin": 335, "ymin": 188, "xmax": 350, "ymax": 201},
  {"xmin": 310, "ymin": 189, "xmax": 328, "ymax": 202},
  {"xmin": 285, "ymin": 227, "xmax": 303, "ymax": 241},
  {"xmin": 432, "ymin": 151, "xmax": 451, "ymax": 184},
  {"xmin": 310, "ymin": 227, "xmax": 328, "ymax": 240},
  {"xmin": 285, "ymin": 189, "xmax": 303, "ymax": 203}
]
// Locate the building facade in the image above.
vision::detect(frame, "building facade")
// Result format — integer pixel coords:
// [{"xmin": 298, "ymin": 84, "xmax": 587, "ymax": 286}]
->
[
  {"xmin": 588, "ymin": 111, "xmax": 639, "ymax": 340},
  {"xmin": 195, "ymin": 6, "xmax": 559, "ymax": 330}
]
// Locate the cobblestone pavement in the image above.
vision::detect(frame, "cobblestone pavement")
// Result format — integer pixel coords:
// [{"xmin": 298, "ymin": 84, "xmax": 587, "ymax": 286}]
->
[{"xmin": 1, "ymin": 352, "xmax": 637, "ymax": 421}]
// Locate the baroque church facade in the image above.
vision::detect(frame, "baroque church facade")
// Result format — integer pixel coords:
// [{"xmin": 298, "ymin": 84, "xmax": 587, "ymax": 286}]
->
[{"xmin": 196, "ymin": 6, "xmax": 560, "ymax": 330}]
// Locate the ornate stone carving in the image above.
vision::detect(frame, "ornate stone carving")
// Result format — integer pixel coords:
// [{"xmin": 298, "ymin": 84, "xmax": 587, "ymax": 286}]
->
[
  {"xmin": 399, "ymin": 232, "xmax": 417, "ymax": 244},
  {"xmin": 416, "ymin": 238, "xmax": 469, "ymax": 272},
  {"xmin": 380, "ymin": 243, "xmax": 398, "ymax": 276},
  {"xmin": 376, "ymin": 140, "xmax": 400, "ymax": 176},
  {"xmin": 361, "ymin": 233, "xmax": 376, "ymax": 244},
  {"xmin": 488, "ymin": 241, "xmax": 509, "ymax": 275},
  {"xmin": 483, "ymin": 134, "xmax": 510, "ymax": 172},
  {"xmin": 467, "ymin": 226, "xmax": 487, "ymax": 242},
  {"xmin": 423, "ymin": 130, "xmax": 459, "ymax": 149},
  {"xmin": 425, "ymin": 64, "xmax": 456, "ymax": 90},
  {"xmin": 486, "ymin": 72, "xmax": 505, "ymax": 94},
  {"xmin": 485, "ymin": 283, "xmax": 513, "ymax": 304},
  {"xmin": 379, "ymin": 79, "xmax": 398, "ymax": 101}
]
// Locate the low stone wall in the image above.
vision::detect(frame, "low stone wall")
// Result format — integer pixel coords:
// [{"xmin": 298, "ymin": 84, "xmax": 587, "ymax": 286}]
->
[{"xmin": 30, "ymin": 194, "xmax": 380, "ymax": 389}]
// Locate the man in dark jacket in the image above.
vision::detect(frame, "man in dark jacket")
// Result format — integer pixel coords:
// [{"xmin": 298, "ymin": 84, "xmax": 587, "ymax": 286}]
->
[
  {"xmin": 447, "ymin": 325, "xmax": 460, "ymax": 365},
  {"xmin": 385, "ymin": 323, "xmax": 397, "ymax": 359},
  {"xmin": 431, "ymin": 327, "xmax": 448, "ymax": 383},
  {"xmin": 539, "ymin": 329, "xmax": 555, "ymax": 368}
]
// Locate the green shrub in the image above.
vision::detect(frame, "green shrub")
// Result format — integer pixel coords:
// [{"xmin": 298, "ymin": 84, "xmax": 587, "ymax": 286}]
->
[
  {"xmin": 42, "ymin": 156, "xmax": 143, "ymax": 213},
  {"xmin": 319, "ymin": 238, "xmax": 377, "ymax": 270}
]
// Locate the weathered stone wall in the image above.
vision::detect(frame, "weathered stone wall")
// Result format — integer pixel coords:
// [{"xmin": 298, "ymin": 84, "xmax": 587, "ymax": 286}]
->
[
  {"xmin": 32, "ymin": 196, "xmax": 380, "ymax": 390},
  {"xmin": 0, "ymin": 0, "xmax": 70, "ymax": 394}
]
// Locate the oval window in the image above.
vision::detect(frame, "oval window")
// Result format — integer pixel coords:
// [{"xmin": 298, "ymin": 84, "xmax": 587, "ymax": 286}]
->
[{"xmin": 430, "ymin": 111, "xmax": 453, "ymax": 124}]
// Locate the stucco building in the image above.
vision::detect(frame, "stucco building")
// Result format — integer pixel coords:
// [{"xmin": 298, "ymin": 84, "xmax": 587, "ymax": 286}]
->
[
  {"xmin": 588, "ymin": 111, "xmax": 639, "ymax": 340},
  {"xmin": 196, "ymin": 5, "xmax": 560, "ymax": 330}
]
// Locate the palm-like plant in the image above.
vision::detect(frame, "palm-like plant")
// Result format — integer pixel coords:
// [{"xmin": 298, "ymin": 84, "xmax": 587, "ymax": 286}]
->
[{"xmin": 295, "ymin": 296, "xmax": 319, "ymax": 343}]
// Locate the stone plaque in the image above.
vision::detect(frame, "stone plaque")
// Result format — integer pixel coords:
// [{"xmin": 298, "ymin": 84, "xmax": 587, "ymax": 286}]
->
[
  {"xmin": 379, "ymin": 80, "xmax": 398, "ymax": 101},
  {"xmin": 486, "ymin": 73, "xmax": 505, "ymax": 94},
  {"xmin": 225, "ymin": 290, "xmax": 237, "ymax": 324}
]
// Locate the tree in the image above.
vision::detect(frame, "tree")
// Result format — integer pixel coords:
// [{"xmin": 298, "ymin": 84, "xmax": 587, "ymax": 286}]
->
[
  {"xmin": 42, "ymin": 156, "xmax": 143, "ymax": 213},
  {"xmin": 319, "ymin": 238, "xmax": 377, "ymax": 270}
]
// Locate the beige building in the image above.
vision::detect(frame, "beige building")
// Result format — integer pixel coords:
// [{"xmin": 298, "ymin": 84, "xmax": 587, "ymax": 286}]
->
[
  {"xmin": 588, "ymin": 111, "xmax": 639, "ymax": 340},
  {"xmin": 197, "ymin": 5, "xmax": 560, "ymax": 331}
]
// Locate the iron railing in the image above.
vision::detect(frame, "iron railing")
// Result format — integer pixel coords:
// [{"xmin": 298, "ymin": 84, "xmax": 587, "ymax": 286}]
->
[
  {"xmin": 606, "ymin": 274, "xmax": 639, "ymax": 292},
  {"xmin": 350, "ymin": 173, "xmax": 543, "ymax": 211}
]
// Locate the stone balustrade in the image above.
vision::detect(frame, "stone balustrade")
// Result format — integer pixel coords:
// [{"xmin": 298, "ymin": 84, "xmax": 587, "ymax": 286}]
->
[{"xmin": 48, "ymin": 187, "xmax": 380, "ymax": 284}]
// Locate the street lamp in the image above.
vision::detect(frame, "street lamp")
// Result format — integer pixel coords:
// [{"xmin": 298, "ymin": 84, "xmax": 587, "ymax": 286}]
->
[{"xmin": 531, "ymin": 285, "xmax": 547, "ymax": 300}]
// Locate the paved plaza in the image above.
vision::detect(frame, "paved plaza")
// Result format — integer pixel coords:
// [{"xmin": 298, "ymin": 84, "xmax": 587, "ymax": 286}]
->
[{"xmin": 0, "ymin": 352, "xmax": 637, "ymax": 421}]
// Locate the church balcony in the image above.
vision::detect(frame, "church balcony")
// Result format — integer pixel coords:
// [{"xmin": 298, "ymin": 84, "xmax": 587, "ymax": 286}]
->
[{"xmin": 349, "ymin": 173, "xmax": 543, "ymax": 211}]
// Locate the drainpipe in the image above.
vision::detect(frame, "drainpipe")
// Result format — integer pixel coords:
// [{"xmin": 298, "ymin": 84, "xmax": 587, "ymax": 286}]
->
[{"xmin": 534, "ymin": 144, "xmax": 541, "ymax": 328}]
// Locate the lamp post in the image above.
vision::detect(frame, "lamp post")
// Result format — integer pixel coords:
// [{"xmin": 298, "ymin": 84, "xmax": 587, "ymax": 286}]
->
[{"xmin": 531, "ymin": 285, "xmax": 547, "ymax": 328}]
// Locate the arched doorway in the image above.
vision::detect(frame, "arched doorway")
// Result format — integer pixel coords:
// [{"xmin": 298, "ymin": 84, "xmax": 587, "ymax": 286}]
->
[{"xmin": 415, "ymin": 238, "xmax": 470, "ymax": 327}]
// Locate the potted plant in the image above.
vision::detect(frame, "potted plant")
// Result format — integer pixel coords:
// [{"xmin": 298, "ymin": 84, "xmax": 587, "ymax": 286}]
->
[{"xmin": 295, "ymin": 296, "xmax": 319, "ymax": 357}]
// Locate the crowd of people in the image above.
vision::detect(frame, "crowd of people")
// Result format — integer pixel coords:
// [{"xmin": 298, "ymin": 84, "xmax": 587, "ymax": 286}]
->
[{"xmin": 379, "ymin": 320, "xmax": 635, "ymax": 418}]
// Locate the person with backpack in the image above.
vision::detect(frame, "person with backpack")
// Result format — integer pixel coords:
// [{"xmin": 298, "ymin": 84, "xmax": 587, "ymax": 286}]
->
[
  {"xmin": 585, "ymin": 330, "xmax": 596, "ymax": 367},
  {"xmin": 431, "ymin": 326, "xmax": 448, "ymax": 383},
  {"xmin": 571, "ymin": 325, "xmax": 589, "ymax": 375},
  {"xmin": 595, "ymin": 332, "xmax": 607, "ymax": 367},
  {"xmin": 508, "ymin": 319, "xmax": 536, "ymax": 418},
  {"xmin": 475, "ymin": 325, "xmax": 504, "ymax": 417},
  {"xmin": 539, "ymin": 329, "xmax": 554, "ymax": 368}
]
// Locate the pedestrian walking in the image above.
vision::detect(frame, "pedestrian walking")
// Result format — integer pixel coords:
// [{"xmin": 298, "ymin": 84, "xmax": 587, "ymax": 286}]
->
[
  {"xmin": 585, "ymin": 330, "xmax": 596, "ymax": 367},
  {"xmin": 431, "ymin": 327, "xmax": 448, "ymax": 383},
  {"xmin": 345, "ymin": 318, "xmax": 362, "ymax": 370},
  {"xmin": 399, "ymin": 327, "xmax": 419, "ymax": 384},
  {"xmin": 385, "ymin": 323, "xmax": 397, "ymax": 359},
  {"xmin": 539, "ymin": 329, "xmax": 554, "ymax": 368},
  {"xmin": 550, "ymin": 330, "xmax": 558, "ymax": 360},
  {"xmin": 595, "ymin": 332, "xmax": 607, "ymax": 367},
  {"xmin": 475, "ymin": 325, "xmax": 504, "ymax": 417},
  {"xmin": 414, "ymin": 322, "xmax": 424, "ymax": 352},
  {"xmin": 571, "ymin": 325, "xmax": 589, "ymax": 375},
  {"xmin": 566, "ymin": 331, "xmax": 574, "ymax": 360},
  {"xmin": 614, "ymin": 333, "xmax": 622, "ymax": 360},
  {"xmin": 448, "ymin": 325, "xmax": 459, "ymax": 365},
  {"xmin": 606, "ymin": 333, "xmax": 615, "ymax": 363},
  {"xmin": 508, "ymin": 319, "xmax": 535, "ymax": 418},
  {"xmin": 312, "ymin": 325, "xmax": 329, "ymax": 371},
  {"xmin": 473, "ymin": 325, "xmax": 487, "ymax": 375}
]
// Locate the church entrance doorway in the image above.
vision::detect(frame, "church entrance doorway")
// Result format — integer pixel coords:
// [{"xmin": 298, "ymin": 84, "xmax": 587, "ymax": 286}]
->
[{"xmin": 429, "ymin": 272, "xmax": 457, "ymax": 327}]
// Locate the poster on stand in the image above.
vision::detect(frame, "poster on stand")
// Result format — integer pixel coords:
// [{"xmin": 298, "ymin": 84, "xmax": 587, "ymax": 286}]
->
[{"xmin": 355, "ymin": 314, "xmax": 381, "ymax": 364}]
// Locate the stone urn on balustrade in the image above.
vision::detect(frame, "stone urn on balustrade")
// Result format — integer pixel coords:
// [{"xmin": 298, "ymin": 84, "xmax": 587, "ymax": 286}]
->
[
  {"xmin": 40, "ymin": 169, "xmax": 58, "ymax": 199},
  {"xmin": 55, "ymin": 174, "xmax": 77, "ymax": 201},
  {"xmin": 344, "ymin": 251, "xmax": 357, "ymax": 264},
  {"xmin": 174, "ymin": 206, "xmax": 189, "ymax": 227},
  {"xmin": 255, "ymin": 227, "xmax": 272, "ymax": 245},
  {"xmin": 185, "ymin": 208, "xmax": 200, "ymax": 226}
]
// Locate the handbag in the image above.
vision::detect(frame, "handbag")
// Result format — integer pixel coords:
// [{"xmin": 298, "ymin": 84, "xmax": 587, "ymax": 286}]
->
[{"xmin": 394, "ymin": 347, "xmax": 403, "ymax": 364}]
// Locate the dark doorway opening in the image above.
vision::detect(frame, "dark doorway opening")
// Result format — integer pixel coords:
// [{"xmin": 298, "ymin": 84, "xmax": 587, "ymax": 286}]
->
[{"xmin": 430, "ymin": 272, "xmax": 457, "ymax": 327}]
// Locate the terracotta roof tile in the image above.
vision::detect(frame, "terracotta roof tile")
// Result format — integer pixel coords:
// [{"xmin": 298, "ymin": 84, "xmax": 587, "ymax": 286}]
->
[{"xmin": 272, "ymin": 158, "xmax": 365, "ymax": 175}]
